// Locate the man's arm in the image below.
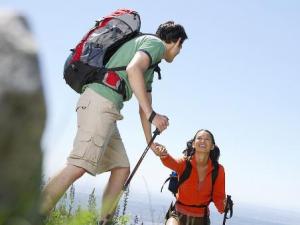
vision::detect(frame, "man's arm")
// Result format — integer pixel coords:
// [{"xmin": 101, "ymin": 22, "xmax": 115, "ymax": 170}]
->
[
  {"xmin": 139, "ymin": 93, "xmax": 152, "ymax": 144},
  {"xmin": 126, "ymin": 51, "xmax": 153, "ymax": 119},
  {"xmin": 126, "ymin": 51, "xmax": 169, "ymax": 135}
]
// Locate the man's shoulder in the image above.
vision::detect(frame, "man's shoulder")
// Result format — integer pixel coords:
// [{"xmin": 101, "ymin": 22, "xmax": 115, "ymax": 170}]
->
[{"xmin": 135, "ymin": 34, "xmax": 163, "ymax": 44}]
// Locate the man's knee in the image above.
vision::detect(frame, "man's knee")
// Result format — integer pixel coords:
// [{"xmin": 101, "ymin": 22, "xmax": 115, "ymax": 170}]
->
[
  {"xmin": 65, "ymin": 165, "xmax": 86, "ymax": 181},
  {"xmin": 111, "ymin": 167, "xmax": 130, "ymax": 178}
]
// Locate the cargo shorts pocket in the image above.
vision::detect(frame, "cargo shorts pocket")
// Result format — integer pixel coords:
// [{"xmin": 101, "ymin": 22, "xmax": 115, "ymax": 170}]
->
[
  {"xmin": 71, "ymin": 130, "xmax": 104, "ymax": 165},
  {"xmin": 76, "ymin": 97, "xmax": 90, "ymax": 112},
  {"xmin": 76, "ymin": 97, "xmax": 92, "ymax": 128},
  {"xmin": 83, "ymin": 134, "xmax": 105, "ymax": 164}
]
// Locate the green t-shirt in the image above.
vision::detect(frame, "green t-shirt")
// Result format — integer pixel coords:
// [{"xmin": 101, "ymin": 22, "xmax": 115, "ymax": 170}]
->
[{"xmin": 85, "ymin": 35, "xmax": 165, "ymax": 110}]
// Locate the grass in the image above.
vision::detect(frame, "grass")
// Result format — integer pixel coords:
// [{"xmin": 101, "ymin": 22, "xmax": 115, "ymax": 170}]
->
[{"xmin": 44, "ymin": 184, "xmax": 143, "ymax": 225}]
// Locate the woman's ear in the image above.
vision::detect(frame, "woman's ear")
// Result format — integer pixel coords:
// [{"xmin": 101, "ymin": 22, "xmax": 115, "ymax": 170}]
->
[{"xmin": 211, "ymin": 144, "xmax": 215, "ymax": 151}]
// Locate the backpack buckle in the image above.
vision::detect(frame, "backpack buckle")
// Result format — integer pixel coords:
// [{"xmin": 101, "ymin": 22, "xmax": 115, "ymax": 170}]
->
[
  {"xmin": 102, "ymin": 71, "xmax": 126, "ymax": 99},
  {"xmin": 103, "ymin": 71, "xmax": 121, "ymax": 89}
]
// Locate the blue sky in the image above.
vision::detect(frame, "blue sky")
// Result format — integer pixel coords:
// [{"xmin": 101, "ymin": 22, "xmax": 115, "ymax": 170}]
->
[{"xmin": 2, "ymin": 0, "xmax": 300, "ymax": 213}]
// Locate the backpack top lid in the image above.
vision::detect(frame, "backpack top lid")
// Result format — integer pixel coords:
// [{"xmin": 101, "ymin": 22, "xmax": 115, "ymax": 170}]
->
[
  {"xmin": 71, "ymin": 8, "xmax": 141, "ymax": 65},
  {"xmin": 99, "ymin": 8, "xmax": 141, "ymax": 30}
]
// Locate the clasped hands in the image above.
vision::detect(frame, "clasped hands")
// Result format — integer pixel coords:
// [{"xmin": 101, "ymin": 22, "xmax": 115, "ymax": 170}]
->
[{"xmin": 151, "ymin": 143, "xmax": 168, "ymax": 158}]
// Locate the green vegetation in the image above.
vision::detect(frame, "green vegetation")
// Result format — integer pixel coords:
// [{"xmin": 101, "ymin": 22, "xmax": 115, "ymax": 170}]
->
[{"xmin": 44, "ymin": 185, "xmax": 143, "ymax": 225}]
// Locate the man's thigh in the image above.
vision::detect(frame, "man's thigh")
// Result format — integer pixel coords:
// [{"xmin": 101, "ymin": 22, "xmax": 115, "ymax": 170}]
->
[
  {"xmin": 97, "ymin": 125, "xmax": 130, "ymax": 174},
  {"xmin": 68, "ymin": 88, "xmax": 123, "ymax": 175}
]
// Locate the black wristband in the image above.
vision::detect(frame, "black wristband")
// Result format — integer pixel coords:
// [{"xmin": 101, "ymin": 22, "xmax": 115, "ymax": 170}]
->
[{"xmin": 148, "ymin": 110, "xmax": 156, "ymax": 123}]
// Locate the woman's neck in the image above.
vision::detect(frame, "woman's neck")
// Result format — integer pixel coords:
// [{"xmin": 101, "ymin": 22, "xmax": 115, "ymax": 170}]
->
[{"xmin": 195, "ymin": 152, "xmax": 209, "ymax": 166}]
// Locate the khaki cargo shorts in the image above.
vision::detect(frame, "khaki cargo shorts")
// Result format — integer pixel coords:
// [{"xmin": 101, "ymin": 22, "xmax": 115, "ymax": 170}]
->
[{"xmin": 67, "ymin": 88, "xmax": 130, "ymax": 176}]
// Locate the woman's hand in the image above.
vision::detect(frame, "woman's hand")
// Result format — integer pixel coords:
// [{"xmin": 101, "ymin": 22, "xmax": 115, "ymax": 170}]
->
[
  {"xmin": 223, "ymin": 197, "xmax": 227, "ymax": 211},
  {"xmin": 153, "ymin": 143, "xmax": 168, "ymax": 158}
]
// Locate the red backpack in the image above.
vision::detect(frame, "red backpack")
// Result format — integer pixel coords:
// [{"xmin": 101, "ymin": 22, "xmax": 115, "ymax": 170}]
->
[{"xmin": 64, "ymin": 9, "xmax": 142, "ymax": 95}]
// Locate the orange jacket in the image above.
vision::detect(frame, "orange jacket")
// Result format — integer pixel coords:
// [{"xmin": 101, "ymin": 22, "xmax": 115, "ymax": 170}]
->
[{"xmin": 161, "ymin": 154, "xmax": 225, "ymax": 217}]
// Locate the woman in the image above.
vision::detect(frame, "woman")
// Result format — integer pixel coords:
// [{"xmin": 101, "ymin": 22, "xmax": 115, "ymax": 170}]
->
[{"xmin": 154, "ymin": 129, "xmax": 226, "ymax": 225}]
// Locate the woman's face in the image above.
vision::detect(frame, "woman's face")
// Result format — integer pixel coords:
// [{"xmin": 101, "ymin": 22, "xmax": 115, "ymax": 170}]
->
[{"xmin": 193, "ymin": 130, "xmax": 214, "ymax": 153}]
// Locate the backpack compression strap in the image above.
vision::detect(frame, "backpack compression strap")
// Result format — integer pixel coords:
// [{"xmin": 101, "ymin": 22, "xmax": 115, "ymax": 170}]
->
[{"xmin": 160, "ymin": 176, "xmax": 172, "ymax": 193}]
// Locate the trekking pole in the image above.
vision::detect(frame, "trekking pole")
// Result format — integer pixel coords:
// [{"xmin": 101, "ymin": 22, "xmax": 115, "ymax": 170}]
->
[
  {"xmin": 102, "ymin": 128, "xmax": 160, "ymax": 224},
  {"xmin": 123, "ymin": 128, "xmax": 160, "ymax": 190},
  {"xmin": 222, "ymin": 195, "xmax": 233, "ymax": 225}
]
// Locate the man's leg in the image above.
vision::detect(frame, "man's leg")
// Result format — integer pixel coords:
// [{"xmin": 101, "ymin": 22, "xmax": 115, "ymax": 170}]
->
[
  {"xmin": 99, "ymin": 167, "xmax": 130, "ymax": 223},
  {"xmin": 40, "ymin": 164, "xmax": 86, "ymax": 215},
  {"xmin": 166, "ymin": 218, "xmax": 179, "ymax": 225}
]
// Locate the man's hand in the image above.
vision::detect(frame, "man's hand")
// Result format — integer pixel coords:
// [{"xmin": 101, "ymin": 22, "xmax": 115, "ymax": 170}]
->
[{"xmin": 150, "ymin": 113, "xmax": 169, "ymax": 133}]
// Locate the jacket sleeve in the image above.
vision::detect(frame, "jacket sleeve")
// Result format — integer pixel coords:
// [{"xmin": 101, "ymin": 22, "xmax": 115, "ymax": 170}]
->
[
  {"xmin": 160, "ymin": 154, "xmax": 186, "ymax": 175},
  {"xmin": 212, "ymin": 164, "xmax": 226, "ymax": 213}
]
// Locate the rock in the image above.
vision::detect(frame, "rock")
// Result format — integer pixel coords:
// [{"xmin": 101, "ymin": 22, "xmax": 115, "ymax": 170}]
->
[{"xmin": 0, "ymin": 9, "xmax": 46, "ymax": 225}]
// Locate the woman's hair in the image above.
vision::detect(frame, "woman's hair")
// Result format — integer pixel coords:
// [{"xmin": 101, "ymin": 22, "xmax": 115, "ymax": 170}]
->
[
  {"xmin": 183, "ymin": 129, "xmax": 220, "ymax": 162},
  {"xmin": 156, "ymin": 21, "xmax": 188, "ymax": 45}
]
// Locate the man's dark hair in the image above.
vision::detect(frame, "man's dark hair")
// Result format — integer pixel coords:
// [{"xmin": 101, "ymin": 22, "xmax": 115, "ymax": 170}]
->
[{"xmin": 156, "ymin": 21, "xmax": 188, "ymax": 45}]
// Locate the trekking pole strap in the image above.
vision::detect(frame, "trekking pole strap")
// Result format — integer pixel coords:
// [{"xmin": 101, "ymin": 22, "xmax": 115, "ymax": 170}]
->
[
  {"xmin": 222, "ymin": 195, "xmax": 233, "ymax": 225},
  {"xmin": 226, "ymin": 195, "xmax": 233, "ymax": 219},
  {"xmin": 160, "ymin": 177, "xmax": 171, "ymax": 192},
  {"xmin": 148, "ymin": 110, "xmax": 156, "ymax": 123}
]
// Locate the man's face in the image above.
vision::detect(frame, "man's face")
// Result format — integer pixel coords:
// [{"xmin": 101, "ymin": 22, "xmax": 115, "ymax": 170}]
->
[{"xmin": 165, "ymin": 38, "xmax": 182, "ymax": 63}]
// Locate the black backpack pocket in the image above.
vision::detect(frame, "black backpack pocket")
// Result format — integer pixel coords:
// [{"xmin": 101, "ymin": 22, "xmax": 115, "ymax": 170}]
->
[
  {"xmin": 168, "ymin": 171, "xmax": 178, "ymax": 196},
  {"xmin": 64, "ymin": 59, "xmax": 106, "ymax": 94}
]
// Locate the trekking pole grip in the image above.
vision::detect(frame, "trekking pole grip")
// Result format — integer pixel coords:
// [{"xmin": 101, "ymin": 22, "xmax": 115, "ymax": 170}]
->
[
  {"xmin": 222, "ymin": 195, "xmax": 233, "ymax": 225},
  {"xmin": 153, "ymin": 128, "xmax": 160, "ymax": 136}
]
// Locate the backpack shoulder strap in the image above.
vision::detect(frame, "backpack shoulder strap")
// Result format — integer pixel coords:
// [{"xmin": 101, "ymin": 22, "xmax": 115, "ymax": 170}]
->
[
  {"xmin": 210, "ymin": 161, "xmax": 219, "ymax": 201},
  {"xmin": 177, "ymin": 159, "xmax": 192, "ymax": 188},
  {"xmin": 136, "ymin": 32, "xmax": 162, "ymax": 79},
  {"xmin": 212, "ymin": 161, "xmax": 219, "ymax": 186},
  {"xmin": 149, "ymin": 61, "xmax": 161, "ymax": 79}
]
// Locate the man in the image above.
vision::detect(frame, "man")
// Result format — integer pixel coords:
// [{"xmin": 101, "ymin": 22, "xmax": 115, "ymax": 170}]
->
[{"xmin": 40, "ymin": 21, "xmax": 187, "ymax": 224}]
